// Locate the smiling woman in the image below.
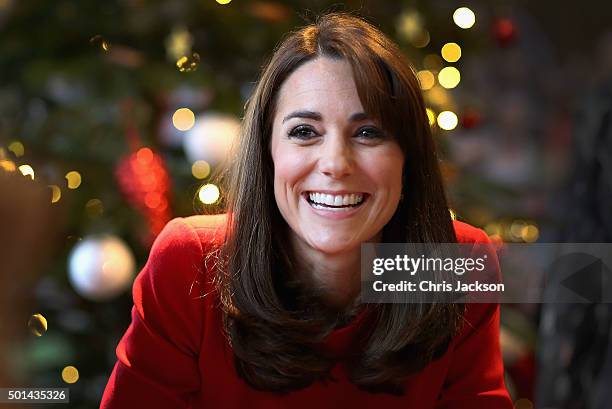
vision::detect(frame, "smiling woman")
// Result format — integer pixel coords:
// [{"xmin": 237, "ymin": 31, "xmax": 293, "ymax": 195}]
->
[{"xmin": 101, "ymin": 12, "xmax": 512, "ymax": 409}]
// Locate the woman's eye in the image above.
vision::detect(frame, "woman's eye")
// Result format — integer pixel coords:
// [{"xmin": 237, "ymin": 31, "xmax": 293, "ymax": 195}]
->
[
  {"xmin": 356, "ymin": 127, "xmax": 384, "ymax": 139},
  {"xmin": 288, "ymin": 125, "xmax": 318, "ymax": 140}
]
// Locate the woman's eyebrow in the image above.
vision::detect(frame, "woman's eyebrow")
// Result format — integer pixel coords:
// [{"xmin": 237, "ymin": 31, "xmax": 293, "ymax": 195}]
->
[{"xmin": 282, "ymin": 111, "xmax": 369, "ymax": 123}]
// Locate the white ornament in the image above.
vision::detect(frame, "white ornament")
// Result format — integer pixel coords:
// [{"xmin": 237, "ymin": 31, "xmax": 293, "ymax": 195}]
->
[
  {"xmin": 183, "ymin": 113, "xmax": 240, "ymax": 165},
  {"xmin": 68, "ymin": 235, "xmax": 136, "ymax": 301}
]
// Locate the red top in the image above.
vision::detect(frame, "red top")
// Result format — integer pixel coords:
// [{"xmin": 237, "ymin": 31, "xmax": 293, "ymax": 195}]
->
[{"xmin": 100, "ymin": 215, "xmax": 513, "ymax": 409}]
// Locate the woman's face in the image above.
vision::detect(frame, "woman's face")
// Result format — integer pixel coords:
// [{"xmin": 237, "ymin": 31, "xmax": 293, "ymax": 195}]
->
[{"xmin": 270, "ymin": 57, "xmax": 404, "ymax": 256}]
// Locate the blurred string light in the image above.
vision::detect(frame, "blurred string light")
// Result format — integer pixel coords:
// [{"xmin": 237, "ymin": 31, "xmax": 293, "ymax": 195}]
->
[
  {"xmin": 417, "ymin": 70, "xmax": 435, "ymax": 90},
  {"xmin": 172, "ymin": 108, "xmax": 195, "ymax": 131},
  {"xmin": 89, "ymin": 35, "xmax": 111, "ymax": 52},
  {"xmin": 441, "ymin": 42, "xmax": 462, "ymax": 62},
  {"xmin": 65, "ymin": 171, "xmax": 82, "ymax": 189},
  {"xmin": 437, "ymin": 111, "xmax": 458, "ymax": 130},
  {"xmin": 198, "ymin": 183, "xmax": 220, "ymax": 204},
  {"xmin": 8, "ymin": 141, "xmax": 24, "ymax": 157},
  {"xmin": 426, "ymin": 108, "xmax": 436, "ymax": 126},
  {"xmin": 215, "ymin": 0, "xmax": 232, "ymax": 4},
  {"xmin": 176, "ymin": 52, "xmax": 200, "ymax": 72},
  {"xmin": 438, "ymin": 66, "xmax": 461, "ymax": 89},
  {"xmin": 49, "ymin": 185, "xmax": 62, "ymax": 203},
  {"xmin": 62, "ymin": 366, "xmax": 79, "ymax": 384},
  {"xmin": 28, "ymin": 313, "xmax": 48, "ymax": 337},
  {"xmin": 18, "ymin": 164, "xmax": 34, "ymax": 180},
  {"xmin": 453, "ymin": 7, "xmax": 476, "ymax": 29},
  {"xmin": 191, "ymin": 160, "xmax": 211, "ymax": 179}
]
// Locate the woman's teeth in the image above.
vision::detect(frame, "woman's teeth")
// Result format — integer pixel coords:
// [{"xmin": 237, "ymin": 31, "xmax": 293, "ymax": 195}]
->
[{"xmin": 306, "ymin": 192, "xmax": 365, "ymax": 211}]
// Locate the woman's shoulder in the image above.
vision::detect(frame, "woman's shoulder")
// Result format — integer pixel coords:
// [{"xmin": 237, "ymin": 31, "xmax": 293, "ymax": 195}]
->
[
  {"xmin": 452, "ymin": 219, "xmax": 490, "ymax": 244},
  {"xmin": 154, "ymin": 214, "xmax": 228, "ymax": 253}
]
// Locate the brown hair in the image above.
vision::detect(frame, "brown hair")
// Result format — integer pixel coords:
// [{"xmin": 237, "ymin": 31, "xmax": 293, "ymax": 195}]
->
[{"xmin": 214, "ymin": 12, "xmax": 462, "ymax": 395}]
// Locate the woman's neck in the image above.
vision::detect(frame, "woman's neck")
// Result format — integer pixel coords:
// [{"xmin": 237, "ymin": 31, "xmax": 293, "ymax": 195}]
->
[{"xmin": 289, "ymin": 232, "xmax": 381, "ymax": 309}]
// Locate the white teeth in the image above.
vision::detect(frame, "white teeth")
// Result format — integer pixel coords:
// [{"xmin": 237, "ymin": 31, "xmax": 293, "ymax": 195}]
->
[{"xmin": 307, "ymin": 192, "xmax": 365, "ymax": 207}]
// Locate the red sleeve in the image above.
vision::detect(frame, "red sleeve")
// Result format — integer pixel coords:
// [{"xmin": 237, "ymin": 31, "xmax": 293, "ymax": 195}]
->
[
  {"xmin": 100, "ymin": 218, "xmax": 206, "ymax": 409},
  {"xmin": 437, "ymin": 224, "xmax": 513, "ymax": 408}
]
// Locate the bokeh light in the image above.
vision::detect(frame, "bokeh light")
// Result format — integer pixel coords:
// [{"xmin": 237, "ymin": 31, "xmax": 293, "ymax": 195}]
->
[
  {"xmin": 426, "ymin": 108, "xmax": 436, "ymax": 126},
  {"xmin": 28, "ymin": 313, "xmax": 48, "ymax": 337},
  {"xmin": 417, "ymin": 70, "xmax": 435, "ymax": 90},
  {"xmin": 172, "ymin": 108, "xmax": 195, "ymax": 131},
  {"xmin": 49, "ymin": 185, "xmax": 62, "ymax": 203},
  {"xmin": 412, "ymin": 30, "xmax": 430, "ymax": 48},
  {"xmin": 65, "ymin": 171, "xmax": 82, "ymax": 189},
  {"xmin": 8, "ymin": 141, "xmax": 24, "ymax": 157},
  {"xmin": 191, "ymin": 160, "xmax": 211, "ymax": 179},
  {"xmin": 18, "ymin": 164, "xmax": 34, "ymax": 179},
  {"xmin": 437, "ymin": 111, "xmax": 458, "ymax": 130},
  {"xmin": 521, "ymin": 224, "xmax": 539, "ymax": 242},
  {"xmin": 0, "ymin": 159, "xmax": 16, "ymax": 172},
  {"xmin": 216, "ymin": 0, "xmax": 232, "ymax": 5},
  {"xmin": 198, "ymin": 183, "xmax": 220, "ymax": 204},
  {"xmin": 176, "ymin": 52, "xmax": 200, "ymax": 72},
  {"xmin": 85, "ymin": 198, "xmax": 104, "ymax": 218},
  {"xmin": 441, "ymin": 42, "xmax": 462, "ymax": 62},
  {"xmin": 89, "ymin": 35, "xmax": 111, "ymax": 52},
  {"xmin": 62, "ymin": 366, "xmax": 79, "ymax": 384},
  {"xmin": 438, "ymin": 67, "xmax": 461, "ymax": 89},
  {"xmin": 453, "ymin": 7, "xmax": 476, "ymax": 29}
]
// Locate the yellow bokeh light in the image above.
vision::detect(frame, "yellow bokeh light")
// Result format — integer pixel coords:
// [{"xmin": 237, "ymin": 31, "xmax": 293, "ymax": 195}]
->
[
  {"xmin": 441, "ymin": 42, "xmax": 462, "ymax": 62},
  {"xmin": 8, "ymin": 141, "xmax": 24, "ymax": 157},
  {"xmin": 49, "ymin": 185, "xmax": 62, "ymax": 203},
  {"xmin": 438, "ymin": 67, "xmax": 461, "ymax": 89},
  {"xmin": 62, "ymin": 366, "xmax": 79, "ymax": 384},
  {"xmin": 172, "ymin": 108, "xmax": 195, "ymax": 131},
  {"xmin": 65, "ymin": 171, "xmax": 82, "ymax": 189},
  {"xmin": 412, "ymin": 30, "xmax": 430, "ymax": 48},
  {"xmin": 426, "ymin": 108, "xmax": 436, "ymax": 126},
  {"xmin": 453, "ymin": 7, "xmax": 476, "ymax": 29},
  {"xmin": 216, "ymin": 0, "xmax": 232, "ymax": 4},
  {"xmin": 18, "ymin": 164, "xmax": 34, "ymax": 180},
  {"xmin": 198, "ymin": 183, "xmax": 220, "ymax": 204},
  {"xmin": 426, "ymin": 86, "xmax": 451, "ymax": 107},
  {"xmin": 417, "ymin": 70, "xmax": 435, "ymax": 90},
  {"xmin": 521, "ymin": 224, "xmax": 539, "ymax": 243},
  {"xmin": 191, "ymin": 160, "xmax": 211, "ymax": 179},
  {"xmin": 0, "ymin": 160, "xmax": 16, "ymax": 172},
  {"xmin": 510, "ymin": 220, "xmax": 527, "ymax": 240},
  {"xmin": 28, "ymin": 313, "xmax": 48, "ymax": 337},
  {"xmin": 437, "ymin": 111, "xmax": 458, "ymax": 131}
]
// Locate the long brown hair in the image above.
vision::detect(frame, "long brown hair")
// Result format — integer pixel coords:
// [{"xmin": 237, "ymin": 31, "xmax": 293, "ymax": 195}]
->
[{"xmin": 214, "ymin": 12, "xmax": 462, "ymax": 395}]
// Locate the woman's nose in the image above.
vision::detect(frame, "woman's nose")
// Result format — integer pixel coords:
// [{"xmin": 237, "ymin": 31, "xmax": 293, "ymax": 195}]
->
[{"xmin": 318, "ymin": 135, "xmax": 354, "ymax": 179}]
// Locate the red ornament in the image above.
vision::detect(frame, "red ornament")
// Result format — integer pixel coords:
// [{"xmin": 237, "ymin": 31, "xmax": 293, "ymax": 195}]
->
[
  {"xmin": 461, "ymin": 110, "xmax": 482, "ymax": 129},
  {"xmin": 115, "ymin": 147, "xmax": 173, "ymax": 246},
  {"xmin": 493, "ymin": 18, "xmax": 517, "ymax": 47}
]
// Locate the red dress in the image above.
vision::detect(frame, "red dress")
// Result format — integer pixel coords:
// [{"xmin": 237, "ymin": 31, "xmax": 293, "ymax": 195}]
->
[{"xmin": 100, "ymin": 215, "xmax": 513, "ymax": 408}]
